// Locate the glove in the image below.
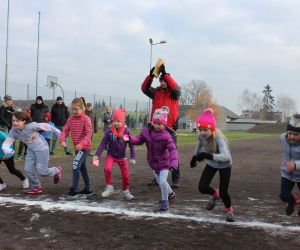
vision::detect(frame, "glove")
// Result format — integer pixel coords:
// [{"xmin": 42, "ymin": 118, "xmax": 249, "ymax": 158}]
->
[
  {"xmin": 196, "ymin": 152, "xmax": 213, "ymax": 161},
  {"xmin": 169, "ymin": 166, "xmax": 177, "ymax": 171},
  {"xmin": 150, "ymin": 67, "xmax": 155, "ymax": 77},
  {"xmin": 159, "ymin": 64, "xmax": 166, "ymax": 75},
  {"xmin": 190, "ymin": 156, "xmax": 198, "ymax": 168}
]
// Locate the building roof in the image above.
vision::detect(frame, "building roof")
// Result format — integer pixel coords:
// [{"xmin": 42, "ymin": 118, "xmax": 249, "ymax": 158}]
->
[{"xmin": 227, "ymin": 118, "xmax": 277, "ymax": 124}]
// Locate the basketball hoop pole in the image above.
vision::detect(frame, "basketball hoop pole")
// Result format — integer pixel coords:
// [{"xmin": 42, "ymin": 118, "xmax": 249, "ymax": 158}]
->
[{"xmin": 51, "ymin": 81, "xmax": 64, "ymax": 101}]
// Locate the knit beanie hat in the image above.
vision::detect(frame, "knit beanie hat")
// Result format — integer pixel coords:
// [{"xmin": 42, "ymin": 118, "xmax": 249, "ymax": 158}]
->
[
  {"xmin": 287, "ymin": 114, "xmax": 300, "ymax": 133},
  {"xmin": 112, "ymin": 108, "xmax": 126, "ymax": 122},
  {"xmin": 152, "ymin": 106, "xmax": 169, "ymax": 125},
  {"xmin": 196, "ymin": 108, "xmax": 216, "ymax": 131},
  {"xmin": 56, "ymin": 96, "xmax": 63, "ymax": 101},
  {"xmin": 36, "ymin": 96, "xmax": 43, "ymax": 102},
  {"xmin": 44, "ymin": 112, "xmax": 51, "ymax": 120}
]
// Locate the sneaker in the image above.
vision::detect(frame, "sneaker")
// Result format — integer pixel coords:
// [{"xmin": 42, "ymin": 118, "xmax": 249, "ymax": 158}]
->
[
  {"xmin": 0, "ymin": 183, "xmax": 7, "ymax": 191},
  {"xmin": 23, "ymin": 155, "xmax": 27, "ymax": 160},
  {"xmin": 78, "ymin": 189, "xmax": 93, "ymax": 196},
  {"xmin": 65, "ymin": 152, "xmax": 72, "ymax": 155},
  {"xmin": 49, "ymin": 152, "xmax": 55, "ymax": 155},
  {"xmin": 22, "ymin": 178, "xmax": 29, "ymax": 189},
  {"xmin": 225, "ymin": 211, "xmax": 235, "ymax": 222},
  {"xmin": 54, "ymin": 166, "xmax": 62, "ymax": 184},
  {"xmin": 285, "ymin": 203, "xmax": 295, "ymax": 216},
  {"xmin": 160, "ymin": 200, "xmax": 169, "ymax": 211},
  {"xmin": 67, "ymin": 188, "xmax": 78, "ymax": 196},
  {"xmin": 171, "ymin": 182, "xmax": 180, "ymax": 189},
  {"xmin": 17, "ymin": 155, "xmax": 21, "ymax": 160},
  {"xmin": 24, "ymin": 187, "xmax": 44, "ymax": 195},
  {"xmin": 101, "ymin": 185, "xmax": 114, "ymax": 198},
  {"xmin": 147, "ymin": 178, "xmax": 158, "ymax": 186},
  {"xmin": 206, "ymin": 196, "xmax": 219, "ymax": 211},
  {"xmin": 168, "ymin": 192, "xmax": 176, "ymax": 202},
  {"xmin": 121, "ymin": 189, "xmax": 134, "ymax": 201}
]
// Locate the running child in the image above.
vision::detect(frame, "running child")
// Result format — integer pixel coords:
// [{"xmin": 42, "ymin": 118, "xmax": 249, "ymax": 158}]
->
[
  {"xmin": 1, "ymin": 111, "xmax": 62, "ymax": 194},
  {"xmin": 279, "ymin": 114, "xmax": 300, "ymax": 217},
  {"xmin": 93, "ymin": 108, "xmax": 136, "ymax": 200},
  {"xmin": 190, "ymin": 108, "xmax": 235, "ymax": 222},
  {"xmin": 129, "ymin": 107, "xmax": 178, "ymax": 211},
  {"xmin": 60, "ymin": 98, "xmax": 93, "ymax": 197},
  {"xmin": 0, "ymin": 128, "xmax": 29, "ymax": 191}
]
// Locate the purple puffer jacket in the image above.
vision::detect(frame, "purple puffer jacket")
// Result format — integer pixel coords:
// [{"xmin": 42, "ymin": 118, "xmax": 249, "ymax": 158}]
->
[{"xmin": 130, "ymin": 126, "xmax": 179, "ymax": 173}]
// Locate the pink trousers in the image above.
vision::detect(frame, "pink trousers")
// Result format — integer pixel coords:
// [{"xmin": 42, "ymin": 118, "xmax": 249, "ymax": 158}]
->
[{"xmin": 104, "ymin": 155, "xmax": 130, "ymax": 190}]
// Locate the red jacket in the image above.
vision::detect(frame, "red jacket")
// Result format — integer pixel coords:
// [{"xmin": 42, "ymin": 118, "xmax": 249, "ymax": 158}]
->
[
  {"xmin": 141, "ymin": 74, "xmax": 180, "ymax": 130},
  {"xmin": 60, "ymin": 113, "xmax": 92, "ymax": 150}
]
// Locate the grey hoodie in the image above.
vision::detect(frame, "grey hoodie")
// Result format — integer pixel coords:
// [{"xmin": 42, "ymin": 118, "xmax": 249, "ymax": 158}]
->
[
  {"xmin": 280, "ymin": 133, "xmax": 300, "ymax": 182},
  {"xmin": 194, "ymin": 134, "xmax": 232, "ymax": 169}
]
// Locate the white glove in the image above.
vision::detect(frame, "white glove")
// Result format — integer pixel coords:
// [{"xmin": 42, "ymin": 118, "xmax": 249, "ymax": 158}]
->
[{"xmin": 2, "ymin": 144, "xmax": 15, "ymax": 155}]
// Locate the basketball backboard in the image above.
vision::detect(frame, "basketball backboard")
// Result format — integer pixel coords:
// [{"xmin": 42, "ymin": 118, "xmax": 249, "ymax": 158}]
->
[{"xmin": 47, "ymin": 75, "xmax": 58, "ymax": 88}]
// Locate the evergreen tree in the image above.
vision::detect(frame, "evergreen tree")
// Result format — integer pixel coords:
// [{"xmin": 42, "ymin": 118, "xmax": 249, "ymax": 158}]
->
[{"xmin": 262, "ymin": 84, "xmax": 275, "ymax": 119}]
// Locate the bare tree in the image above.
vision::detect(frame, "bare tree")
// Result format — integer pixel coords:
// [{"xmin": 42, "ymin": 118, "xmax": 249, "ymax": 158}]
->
[
  {"xmin": 238, "ymin": 88, "xmax": 262, "ymax": 111},
  {"xmin": 276, "ymin": 94, "xmax": 296, "ymax": 119},
  {"xmin": 180, "ymin": 80, "xmax": 208, "ymax": 106}
]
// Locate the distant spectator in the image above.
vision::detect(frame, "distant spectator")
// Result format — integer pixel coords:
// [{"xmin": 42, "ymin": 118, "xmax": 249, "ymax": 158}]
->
[
  {"xmin": 85, "ymin": 103, "xmax": 98, "ymax": 135},
  {"xmin": 30, "ymin": 96, "xmax": 49, "ymax": 123},
  {"xmin": 103, "ymin": 106, "xmax": 112, "ymax": 132},
  {"xmin": 50, "ymin": 96, "xmax": 71, "ymax": 155},
  {"xmin": 40, "ymin": 112, "xmax": 55, "ymax": 147},
  {"xmin": 0, "ymin": 95, "xmax": 15, "ymax": 133}
]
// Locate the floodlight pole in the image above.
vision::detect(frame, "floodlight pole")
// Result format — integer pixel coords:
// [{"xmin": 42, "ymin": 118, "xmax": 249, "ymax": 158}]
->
[
  {"xmin": 35, "ymin": 11, "xmax": 41, "ymax": 98},
  {"xmin": 4, "ymin": 0, "xmax": 10, "ymax": 96}
]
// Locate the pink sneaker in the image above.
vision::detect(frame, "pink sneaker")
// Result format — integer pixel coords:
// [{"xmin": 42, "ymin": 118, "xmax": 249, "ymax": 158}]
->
[
  {"xmin": 24, "ymin": 187, "xmax": 44, "ymax": 195},
  {"xmin": 54, "ymin": 165, "xmax": 62, "ymax": 184}
]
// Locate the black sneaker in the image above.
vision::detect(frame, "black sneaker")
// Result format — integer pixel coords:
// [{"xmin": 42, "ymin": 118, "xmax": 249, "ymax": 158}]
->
[
  {"xmin": 50, "ymin": 152, "xmax": 54, "ymax": 155},
  {"xmin": 225, "ymin": 211, "xmax": 235, "ymax": 222},
  {"xmin": 65, "ymin": 152, "xmax": 72, "ymax": 155},
  {"xmin": 285, "ymin": 203, "xmax": 295, "ymax": 216},
  {"xmin": 206, "ymin": 196, "xmax": 219, "ymax": 211},
  {"xmin": 78, "ymin": 189, "xmax": 93, "ymax": 196},
  {"xmin": 168, "ymin": 192, "xmax": 176, "ymax": 202},
  {"xmin": 67, "ymin": 188, "xmax": 78, "ymax": 196},
  {"xmin": 147, "ymin": 178, "xmax": 158, "ymax": 186}
]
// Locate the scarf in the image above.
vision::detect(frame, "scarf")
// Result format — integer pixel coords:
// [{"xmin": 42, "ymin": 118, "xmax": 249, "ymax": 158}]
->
[{"xmin": 110, "ymin": 124, "xmax": 125, "ymax": 138}]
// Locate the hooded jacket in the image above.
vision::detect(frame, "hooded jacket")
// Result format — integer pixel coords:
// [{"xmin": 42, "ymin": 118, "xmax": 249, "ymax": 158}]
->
[
  {"xmin": 141, "ymin": 74, "xmax": 180, "ymax": 130},
  {"xmin": 130, "ymin": 125, "xmax": 179, "ymax": 173},
  {"xmin": 30, "ymin": 102, "xmax": 49, "ymax": 123},
  {"xmin": 51, "ymin": 103, "xmax": 70, "ymax": 126}
]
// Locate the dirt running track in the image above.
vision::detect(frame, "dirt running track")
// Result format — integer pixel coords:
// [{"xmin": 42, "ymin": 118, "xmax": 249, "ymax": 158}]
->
[{"xmin": 0, "ymin": 135, "xmax": 300, "ymax": 250}]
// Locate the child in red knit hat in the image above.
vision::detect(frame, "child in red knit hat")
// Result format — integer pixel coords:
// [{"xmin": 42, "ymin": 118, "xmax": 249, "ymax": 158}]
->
[
  {"xmin": 190, "ymin": 108, "xmax": 235, "ymax": 222},
  {"xmin": 94, "ymin": 108, "xmax": 136, "ymax": 200}
]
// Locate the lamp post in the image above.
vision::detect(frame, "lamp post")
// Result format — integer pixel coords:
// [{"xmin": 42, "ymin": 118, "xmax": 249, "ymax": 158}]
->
[
  {"xmin": 148, "ymin": 38, "xmax": 167, "ymax": 118},
  {"xmin": 4, "ymin": 0, "xmax": 10, "ymax": 95},
  {"xmin": 149, "ymin": 38, "xmax": 167, "ymax": 70}
]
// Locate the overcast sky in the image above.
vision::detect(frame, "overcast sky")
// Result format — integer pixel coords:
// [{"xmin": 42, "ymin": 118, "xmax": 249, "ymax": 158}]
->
[{"xmin": 1, "ymin": 0, "xmax": 300, "ymax": 114}]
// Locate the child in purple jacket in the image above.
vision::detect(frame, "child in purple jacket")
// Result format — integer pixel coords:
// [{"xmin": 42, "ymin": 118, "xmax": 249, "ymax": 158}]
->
[
  {"xmin": 130, "ymin": 107, "xmax": 179, "ymax": 211},
  {"xmin": 93, "ymin": 108, "xmax": 136, "ymax": 200}
]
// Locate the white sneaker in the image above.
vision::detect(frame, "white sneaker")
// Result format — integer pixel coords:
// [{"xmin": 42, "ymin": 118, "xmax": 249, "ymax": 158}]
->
[
  {"xmin": 122, "ymin": 189, "xmax": 134, "ymax": 201},
  {"xmin": 0, "ymin": 183, "xmax": 7, "ymax": 191},
  {"xmin": 101, "ymin": 185, "xmax": 114, "ymax": 198},
  {"xmin": 22, "ymin": 178, "xmax": 29, "ymax": 189}
]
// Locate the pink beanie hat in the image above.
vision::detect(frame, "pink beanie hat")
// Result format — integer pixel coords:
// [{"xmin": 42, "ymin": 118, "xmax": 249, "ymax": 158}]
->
[
  {"xmin": 112, "ymin": 108, "xmax": 126, "ymax": 122},
  {"xmin": 196, "ymin": 108, "xmax": 216, "ymax": 131},
  {"xmin": 152, "ymin": 107, "xmax": 169, "ymax": 125}
]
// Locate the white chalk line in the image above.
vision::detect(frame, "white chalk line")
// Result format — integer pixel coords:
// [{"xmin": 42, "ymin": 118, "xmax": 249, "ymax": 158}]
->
[{"xmin": 0, "ymin": 196, "xmax": 300, "ymax": 233}]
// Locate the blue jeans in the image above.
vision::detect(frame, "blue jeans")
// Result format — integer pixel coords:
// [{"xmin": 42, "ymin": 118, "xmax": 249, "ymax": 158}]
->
[
  {"xmin": 71, "ymin": 149, "xmax": 91, "ymax": 191},
  {"xmin": 51, "ymin": 125, "xmax": 70, "ymax": 154},
  {"xmin": 279, "ymin": 177, "xmax": 300, "ymax": 205}
]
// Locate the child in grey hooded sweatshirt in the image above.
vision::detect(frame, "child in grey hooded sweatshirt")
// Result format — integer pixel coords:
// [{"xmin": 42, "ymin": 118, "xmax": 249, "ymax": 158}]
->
[
  {"xmin": 279, "ymin": 114, "xmax": 300, "ymax": 216},
  {"xmin": 2, "ymin": 111, "xmax": 62, "ymax": 194}
]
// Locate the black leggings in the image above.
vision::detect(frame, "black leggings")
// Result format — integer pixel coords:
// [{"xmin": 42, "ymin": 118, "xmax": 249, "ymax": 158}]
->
[
  {"xmin": 198, "ymin": 165, "xmax": 232, "ymax": 208},
  {"xmin": 0, "ymin": 156, "xmax": 26, "ymax": 184}
]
